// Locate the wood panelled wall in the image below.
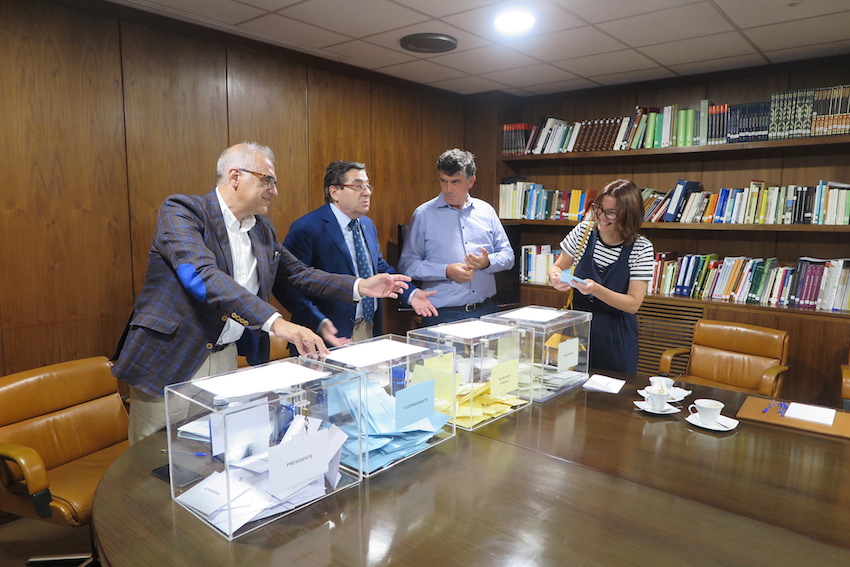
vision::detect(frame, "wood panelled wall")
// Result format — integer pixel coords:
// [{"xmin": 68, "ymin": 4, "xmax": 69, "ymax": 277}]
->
[{"xmin": 0, "ymin": 0, "xmax": 462, "ymax": 375}]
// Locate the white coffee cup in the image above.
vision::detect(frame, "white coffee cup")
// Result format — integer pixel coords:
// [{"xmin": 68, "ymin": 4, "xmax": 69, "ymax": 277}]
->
[
  {"xmin": 688, "ymin": 399, "xmax": 724, "ymax": 425},
  {"xmin": 646, "ymin": 390, "xmax": 669, "ymax": 411},
  {"xmin": 649, "ymin": 376, "xmax": 675, "ymax": 391}
]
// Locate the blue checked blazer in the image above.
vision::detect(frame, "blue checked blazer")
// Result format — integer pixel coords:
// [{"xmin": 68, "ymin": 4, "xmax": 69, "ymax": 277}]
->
[
  {"xmin": 280, "ymin": 203, "xmax": 414, "ymax": 342},
  {"xmin": 111, "ymin": 191, "xmax": 356, "ymax": 396}
]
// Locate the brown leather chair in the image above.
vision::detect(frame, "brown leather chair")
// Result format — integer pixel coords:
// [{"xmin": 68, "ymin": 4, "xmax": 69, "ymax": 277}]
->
[
  {"xmin": 658, "ymin": 319, "xmax": 790, "ymax": 397},
  {"xmin": 841, "ymin": 350, "xmax": 850, "ymax": 411},
  {"xmin": 0, "ymin": 356, "xmax": 129, "ymax": 565}
]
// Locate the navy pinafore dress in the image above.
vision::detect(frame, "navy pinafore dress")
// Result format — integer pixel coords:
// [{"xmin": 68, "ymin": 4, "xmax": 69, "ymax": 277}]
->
[{"xmin": 572, "ymin": 229, "xmax": 639, "ymax": 374}]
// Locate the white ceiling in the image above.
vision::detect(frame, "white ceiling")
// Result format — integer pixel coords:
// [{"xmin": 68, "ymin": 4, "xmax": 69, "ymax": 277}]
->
[{"xmin": 104, "ymin": 0, "xmax": 850, "ymax": 96}]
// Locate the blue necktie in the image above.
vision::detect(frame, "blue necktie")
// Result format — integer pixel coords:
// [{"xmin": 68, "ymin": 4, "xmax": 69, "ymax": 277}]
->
[{"xmin": 349, "ymin": 218, "xmax": 375, "ymax": 323}]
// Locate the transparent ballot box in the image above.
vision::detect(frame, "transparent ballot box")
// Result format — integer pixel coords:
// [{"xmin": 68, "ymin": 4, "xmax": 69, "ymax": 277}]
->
[
  {"xmin": 407, "ymin": 319, "xmax": 529, "ymax": 431},
  {"xmin": 323, "ymin": 334, "xmax": 456, "ymax": 477},
  {"xmin": 481, "ymin": 306, "xmax": 592, "ymax": 402},
  {"xmin": 163, "ymin": 357, "xmax": 364, "ymax": 540}
]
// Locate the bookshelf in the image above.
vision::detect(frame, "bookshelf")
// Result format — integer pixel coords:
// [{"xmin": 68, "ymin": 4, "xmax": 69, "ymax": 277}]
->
[{"xmin": 464, "ymin": 56, "xmax": 850, "ymax": 408}]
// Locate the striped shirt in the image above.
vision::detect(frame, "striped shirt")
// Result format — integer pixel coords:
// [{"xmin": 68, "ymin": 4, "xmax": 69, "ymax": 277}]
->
[{"xmin": 560, "ymin": 220, "xmax": 654, "ymax": 281}]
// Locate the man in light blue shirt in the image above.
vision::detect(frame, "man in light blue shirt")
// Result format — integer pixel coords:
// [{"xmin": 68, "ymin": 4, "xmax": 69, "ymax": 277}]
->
[{"xmin": 399, "ymin": 149, "xmax": 515, "ymax": 324}]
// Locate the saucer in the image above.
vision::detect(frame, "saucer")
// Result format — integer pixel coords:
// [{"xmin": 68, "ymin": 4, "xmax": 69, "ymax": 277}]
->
[
  {"xmin": 637, "ymin": 387, "xmax": 692, "ymax": 403},
  {"xmin": 685, "ymin": 413, "xmax": 739, "ymax": 431},
  {"xmin": 634, "ymin": 400, "xmax": 680, "ymax": 415}
]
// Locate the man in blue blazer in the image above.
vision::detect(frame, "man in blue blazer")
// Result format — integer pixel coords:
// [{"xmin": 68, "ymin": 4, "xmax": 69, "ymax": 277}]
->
[
  {"xmin": 112, "ymin": 144, "xmax": 410, "ymax": 444},
  {"xmin": 281, "ymin": 161, "xmax": 437, "ymax": 350}
]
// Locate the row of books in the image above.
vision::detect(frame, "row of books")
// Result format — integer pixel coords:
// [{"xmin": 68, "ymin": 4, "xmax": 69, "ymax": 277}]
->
[
  {"xmin": 519, "ymin": 245, "xmax": 559, "ymax": 284},
  {"xmin": 651, "ymin": 253, "xmax": 850, "ymax": 312},
  {"xmin": 770, "ymin": 85, "xmax": 850, "ymax": 140},
  {"xmin": 498, "ymin": 181, "xmax": 596, "ymax": 221},
  {"xmin": 707, "ymin": 101, "xmax": 771, "ymax": 145},
  {"xmin": 642, "ymin": 180, "xmax": 850, "ymax": 225},
  {"xmin": 502, "ymin": 82, "xmax": 850, "ymax": 155}
]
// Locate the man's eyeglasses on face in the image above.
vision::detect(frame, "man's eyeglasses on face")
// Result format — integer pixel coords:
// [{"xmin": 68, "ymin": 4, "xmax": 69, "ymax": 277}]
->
[
  {"xmin": 338, "ymin": 183, "xmax": 375, "ymax": 193},
  {"xmin": 591, "ymin": 202, "xmax": 619, "ymax": 220},
  {"xmin": 240, "ymin": 168, "xmax": 277, "ymax": 189}
]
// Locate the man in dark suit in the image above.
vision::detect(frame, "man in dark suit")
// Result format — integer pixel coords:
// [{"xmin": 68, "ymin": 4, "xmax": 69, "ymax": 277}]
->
[
  {"xmin": 281, "ymin": 161, "xmax": 437, "ymax": 349},
  {"xmin": 111, "ymin": 144, "xmax": 410, "ymax": 444}
]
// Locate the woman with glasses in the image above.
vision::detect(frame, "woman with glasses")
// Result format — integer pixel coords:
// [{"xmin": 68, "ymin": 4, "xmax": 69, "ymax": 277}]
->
[{"xmin": 548, "ymin": 179, "xmax": 654, "ymax": 373}]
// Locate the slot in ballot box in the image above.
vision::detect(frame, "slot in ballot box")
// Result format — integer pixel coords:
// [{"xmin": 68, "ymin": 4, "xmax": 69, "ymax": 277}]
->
[
  {"xmin": 322, "ymin": 334, "xmax": 457, "ymax": 477},
  {"xmin": 407, "ymin": 319, "xmax": 528, "ymax": 430},
  {"xmin": 481, "ymin": 306, "xmax": 592, "ymax": 402},
  {"xmin": 163, "ymin": 357, "xmax": 364, "ymax": 540}
]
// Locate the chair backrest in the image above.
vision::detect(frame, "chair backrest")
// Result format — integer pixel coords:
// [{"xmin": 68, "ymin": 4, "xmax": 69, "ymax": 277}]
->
[
  {"xmin": 688, "ymin": 320, "xmax": 789, "ymax": 392},
  {"xmin": 0, "ymin": 356, "xmax": 128, "ymax": 523}
]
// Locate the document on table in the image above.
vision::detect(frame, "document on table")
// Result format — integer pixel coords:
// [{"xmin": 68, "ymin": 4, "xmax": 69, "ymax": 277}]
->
[
  {"xmin": 783, "ymin": 402, "xmax": 836, "ymax": 426},
  {"xmin": 582, "ymin": 374, "xmax": 625, "ymax": 393}
]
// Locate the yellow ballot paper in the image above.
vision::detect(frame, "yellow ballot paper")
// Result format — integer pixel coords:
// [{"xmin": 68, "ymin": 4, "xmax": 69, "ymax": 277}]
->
[
  {"xmin": 489, "ymin": 358, "xmax": 519, "ymax": 397},
  {"xmin": 412, "ymin": 364, "xmax": 456, "ymax": 402}
]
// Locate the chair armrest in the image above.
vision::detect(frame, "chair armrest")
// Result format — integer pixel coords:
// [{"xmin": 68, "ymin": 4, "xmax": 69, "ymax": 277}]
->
[
  {"xmin": 0, "ymin": 442, "xmax": 53, "ymax": 518},
  {"xmin": 759, "ymin": 365, "xmax": 790, "ymax": 398},
  {"xmin": 841, "ymin": 364, "xmax": 850, "ymax": 401},
  {"xmin": 0, "ymin": 442, "xmax": 49, "ymax": 493},
  {"xmin": 659, "ymin": 347, "xmax": 690, "ymax": 374}
]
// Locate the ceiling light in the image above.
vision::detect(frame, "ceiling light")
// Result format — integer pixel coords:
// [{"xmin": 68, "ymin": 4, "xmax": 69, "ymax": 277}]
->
[
  {"xmin": 494, "ymin": 9, "xmax": 535, "ymax": 35},
  {"xmin": 400, "ymin": 33, "xmax": 458, "ymax": 54}
]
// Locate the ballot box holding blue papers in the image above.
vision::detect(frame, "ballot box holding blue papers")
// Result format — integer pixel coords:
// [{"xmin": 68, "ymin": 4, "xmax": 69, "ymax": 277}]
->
[
  {"xmin": 323, "ymin": 334, "xmax": 456, "ymax": 477},
  {"xmin": 163, "ymin": 357, "xmax": 364, "ymax": 540},
  {"xmin": 481, "ymin": 306, "xmax": 592, "ymax": 402},
  {"xmin": 407, "ymin": 319, "xmax": 528, "ymax": 431}
]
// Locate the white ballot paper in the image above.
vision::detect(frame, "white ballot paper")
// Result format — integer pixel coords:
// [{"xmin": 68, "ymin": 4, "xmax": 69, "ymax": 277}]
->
[
  {"xmin": 194, "ymin": 361, "xmax": 329, "ymax": 399},
  {"xmin": 428, "ymin": 320, "xmax": 514, "ymax": 340},
  {"xmin": 582, "ymin": 374, "xmax": 625, "ymax": 393},
  {"xmin": 495, "ymin": 306, "xmax": 565, "ymax": 323},
  {"xmin": 326, "ymin": 338, "xmax": 426, "ymax": 368},
  {"xmin": 176, "ymin": 416, "xmax": 350, "ymax": 536}
]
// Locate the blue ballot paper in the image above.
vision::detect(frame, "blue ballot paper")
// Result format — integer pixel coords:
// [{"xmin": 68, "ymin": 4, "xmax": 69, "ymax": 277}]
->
[
  {"xmin": 560, "ymin": 269, "xmax": 588, "ymax": 288},
  {"xmin": 334, "ymin": 381, "xmax": 449, "ymax": 473}
]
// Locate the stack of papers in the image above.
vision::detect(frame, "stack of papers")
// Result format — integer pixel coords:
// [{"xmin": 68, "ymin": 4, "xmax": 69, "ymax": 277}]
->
[
  {"xmin": 582, "ymin": 374, "xmax": 626, "ymax": 393},
  {"xmin": 333, "ymin": 381, "xmax": 449, "ymax": 474},
  {"xmin": 175, "ymin": 416, "xmax": 350, "ymax": 536},
  {"xmin": 452, "ymin": 380, "xmax": 525, "ymax": 429}
]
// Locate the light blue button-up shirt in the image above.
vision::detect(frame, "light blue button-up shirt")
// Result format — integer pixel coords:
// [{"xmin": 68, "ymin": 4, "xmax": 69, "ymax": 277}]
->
[{"xmin": 398, "ymin": 193, "xmax": 514, "ymax": 308}]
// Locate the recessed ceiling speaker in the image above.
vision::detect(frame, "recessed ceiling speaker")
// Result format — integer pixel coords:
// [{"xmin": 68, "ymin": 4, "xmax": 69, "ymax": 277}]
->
[{"xmin": 400, "ymin": 33, "xmax": 458, "ymax": 54}]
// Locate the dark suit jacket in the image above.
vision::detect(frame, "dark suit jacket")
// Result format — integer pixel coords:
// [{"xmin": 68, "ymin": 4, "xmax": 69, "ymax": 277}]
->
[
  {"xmin": 111, "ymin": 191, "xmax": 356, "ymax": 396},
  {"xmin": 281, "ymin": 203, "xmax": 413, "ymax": 342}
]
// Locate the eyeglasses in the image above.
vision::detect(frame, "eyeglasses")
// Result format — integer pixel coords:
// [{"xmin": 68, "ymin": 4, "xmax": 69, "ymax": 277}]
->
[
  {"xmin": 338, "ymin": 183, "xmax": 375, "ymax": 193},
  {"xmin": 591, "ymin": 202, "xmax": 619, "ymax": 220},
  {"xmin": 240, "ymin": 168, "xmax": 277, "ymax": 189}
]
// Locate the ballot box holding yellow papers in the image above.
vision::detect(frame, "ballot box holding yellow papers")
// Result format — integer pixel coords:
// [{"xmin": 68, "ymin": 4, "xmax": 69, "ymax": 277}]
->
[
  {"xmin": 407, "ymin": 319, "xmax": 528, "ymax": 430},
  {"xmin": 323, "ymin": 334, "xmax": 457, "ymax": 477},
  {"xmin": 163, "ymin": 357, "xmax": 364, "ymax": 540},
  {"xmin": 481, "ymin": 306, "xmax": 592, "ymax": 402}
]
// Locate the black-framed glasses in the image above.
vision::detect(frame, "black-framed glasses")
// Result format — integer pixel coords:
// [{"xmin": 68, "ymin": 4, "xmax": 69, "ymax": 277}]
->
[
  {"xmin": 240, "ymin": 168, "xmax": 277, "ymax": 189},
  {"xmin": 591, "ymin": 202, "xmax": 619, "ymax": 220},
  {"xmin": 338, "ymin": 183, "xmax": 375, "ymax": 193}
]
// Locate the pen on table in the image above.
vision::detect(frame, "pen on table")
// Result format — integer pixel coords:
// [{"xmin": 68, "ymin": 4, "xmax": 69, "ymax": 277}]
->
[
  {"xmin": 762, "ymin": 400, "xmax": 776, "ymax": 413},
  {"xmin": 161, "ymin": 449, "xmax": 207, "ymax": 456}
]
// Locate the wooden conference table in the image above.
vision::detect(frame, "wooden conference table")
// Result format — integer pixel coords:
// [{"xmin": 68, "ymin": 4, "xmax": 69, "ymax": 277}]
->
[{"xmin": 92, "ymin": 373, "xmax": 850, "ymax": 566}]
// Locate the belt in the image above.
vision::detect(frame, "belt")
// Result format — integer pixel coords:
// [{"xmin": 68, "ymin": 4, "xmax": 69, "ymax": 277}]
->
[
  {"xmin": 445, "ymin": 298, "xmax": 493, "ymax": 312},
  {"xmin": 353, "ymin": 317, "xmax": 365, "ymax": 325},
  {"xmin": 209, "ymin": 343, "xmax": 231, "ymax": 352}
]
